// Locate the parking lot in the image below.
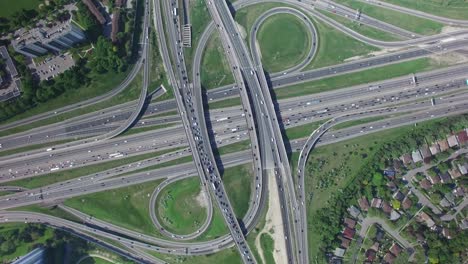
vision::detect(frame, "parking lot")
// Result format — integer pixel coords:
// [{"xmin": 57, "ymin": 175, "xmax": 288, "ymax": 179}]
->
[{"xmin": 32, "ymin": 53, "xmax": 75, "ymax": 81}]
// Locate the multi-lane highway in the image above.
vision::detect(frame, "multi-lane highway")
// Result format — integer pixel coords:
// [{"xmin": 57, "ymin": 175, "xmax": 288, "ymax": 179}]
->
[{"xmin": 2, "ymin": 0, "xmax": 468, "ymax": 263}]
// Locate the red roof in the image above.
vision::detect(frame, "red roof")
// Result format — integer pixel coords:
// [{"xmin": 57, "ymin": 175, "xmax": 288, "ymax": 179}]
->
[
  {"xmin": 389, "ymin": 243, "xmax": 402, "ymax": 256},
  {"xmin": 343, "ymin": 227, "xmax": 355, "ymax": 240},
  {"xmin": 457, "ymin": 130, "xmax": 468, "ymax": 145}
]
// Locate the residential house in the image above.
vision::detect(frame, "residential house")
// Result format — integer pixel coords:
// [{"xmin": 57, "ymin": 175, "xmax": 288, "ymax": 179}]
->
[
  {"xmin": 383, "ymin": 252, "xmax": 396, "ymax": 264},
  {"xmin": 339, "ymin": 236, "xmax": 351, "ymax": 249},
  {"xmin": 420, "ymin": 145, "xmax": 432, "ymax": 162},
  {"xmin": 392, "ymin": 190, "xmax": 405, "ymax": 201},
  {"xmin": 453, "ymin": 186, "xmax": 465, "ymax": 197},
  {"xmin": 371, "ymin": 198, "xmax": 382, "ymax": 208},
  {"xmin": 334, "ymin": 248, "xmax": 345, "ymax": 258},
  {"xmin": 387, "ymin": 181, "xmax": 397, "ymax": 192},
  {"xmin": 384, "ymin": 169, "xmax": 396, "ymax": 179},
  {"xmin": 416, "ymin": 212, "xmax": 435, "ymax": 228},
  {"xmin": 438, "ymin": 139, "xmax": 450, "ymax": 151},
  {"xmin": 370, "ymin": 242, "xmax": 380, "ymax": 252},
  {"xmin": 447, "ymin": 135, "xmax": 459, "ymax": 148},
  {"xmin": 439, "ymin": 172, "xmax": 451, "ymax": 184},
  {"xmin": 389, "ymin": 243, "xmax": 403, "ymax": 257},
  {"xmin": 411, "ymin": 150, "xmax": 423, "ymax": 163},
  {"xmin": 348, "ymin": 206, "xmax": 361, "ymax": 218},
  {"xmin": 429, "ymin": 143, "xmax": 440, "ymax": 155},
  {"xmin": 458, "ymin": 163, "xmax": 468, "ymax": 175},
  {"xmin": 419, "ymin": 179, "xmax": 432, "ymax": 190},
  {"xmin": 459, "ymin": 219, "xmax": 468, "ymax": 230},
  {"xmin": 365, "ymin": 249, "xmax": 377, "ymax": 262},
  {"xmin": 428, "ymin": 174, "xmax": 440, "ymax": 185},
  {"xmin": 400, "ymin": 153, "xmax": 412, "ymax": 164},
  {"xmin": 402, "ymin": 196, "xmax": 413, "ymax": 210},
  {"xmin": 358, "ymin": 197, "xmax": 370, "ymax": 212},
  {"xmin": 343, "ymin": 227, "xmax": 355, "ymax": 240},
  {"xmin": 448, "ymin": 168, "xmax": 462, "ymax": 180},
  {"xmin": 382, "ymin": 201, "xmax": 392, "ymax": 215},
  {"xmin": 442, "ymin": 228, "xmax": 452, "ymax": 239},
  {"xmin": 390, "ymin": 210, "xmax": 401, "ymax": 221},
  {"xmin": 456, "ymin": 130, "xmax": 468, "ymax": 146},
  {"xmin": 344, "ymin": 218, "xmax": 356, "ymax": 229},
  {"xmin": 393, "ymin": 159, "xmax": 402, "ymax": 171}
]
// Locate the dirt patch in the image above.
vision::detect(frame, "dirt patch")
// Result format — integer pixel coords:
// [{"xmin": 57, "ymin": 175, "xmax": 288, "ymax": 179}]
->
[
  {"xmin": 194, "ymin": 187, "xmax": 209, "ymax": 209},
  {"xmin": 254, "ymin": 231, "xmax": 267, "ymax": 264},
  {"xmin": 440, "ymin": 26, "xmax": 467, "ymax": 35},
  {"xmin": 260, "ymin": 169, "xmax": 288, "ymax": 264},
  {"xmin": 344, "ymin": 48, "xmax": 396, "ymax": 62},
  {"xmin": 235, "ymin": 21, "xmax": 247, "ymax": 40},
  {"xmin": 430, "ymin": 51, "xmax": 468, "ymax": 66}
]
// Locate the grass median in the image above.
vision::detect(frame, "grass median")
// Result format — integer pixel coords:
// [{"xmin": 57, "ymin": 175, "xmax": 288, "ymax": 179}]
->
[
  {"xmin": 382, "ymin": 0, "xmax": 468, "ymax": 20},
  {"xmin": 319, "ymin": 10, "xmax": 402, "ymax": 41},
  {"xmin": 201, "ymin": 32, "xmax": 235, "ymax": 90},
  {"xmin": 275, "ymin": 58, "xmax": 438, "ymax": 100},
  {"xmin": 334, "ymin": 0, "xmax": 444, "ymax": 35},
  {"xmin": 64, "ymin": 180, "xmax": 164, "ymax": 237},
  {"xmin": 222, "ymin": 164, "xmax": 253, "ymax": 219},
  {"xmin": 2, "ymin": 148, "xmax": 181, "ymax": 189}
]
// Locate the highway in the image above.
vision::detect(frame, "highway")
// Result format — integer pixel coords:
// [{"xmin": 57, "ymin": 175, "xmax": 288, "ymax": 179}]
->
[
  {"xmin": 2, "ymin": 0, "xmax": 468, "ymax": 262},
  {"xmin": 2, "ymin": 65, "xmax": 468, "ymax": 182},
  {"xmin": 356, "ymin": 0, "xmax": 468, "ymax": 27}
]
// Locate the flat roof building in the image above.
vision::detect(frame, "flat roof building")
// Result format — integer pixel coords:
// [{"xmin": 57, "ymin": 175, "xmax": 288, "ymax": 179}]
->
[{"xmin": 12, "ymin": 17, "xmax": 86, "ymax": 58}]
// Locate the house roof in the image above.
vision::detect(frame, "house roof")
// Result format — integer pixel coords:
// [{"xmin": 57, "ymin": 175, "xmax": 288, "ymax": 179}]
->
[
  {"xmin": 439, "ymin": 172, "xmax": 451, "ymax": 183},
  {"xmin": 428, "ymin": 174, "xmax": 440, "ymax": 184},
  {"xmin": 343, "ymin": 227, "xmax": 355, "ymax": 240},
  {"xmin": 383, "ymin": 252, "xmax": 396, "ymax": 264},
  {"xmin": 340, "ymin": 236, "xmax": 351, "ymax": 249},
  {"xmin": 382, "ymin": 201, "xmax": 392, "ymax": 214},
  {"xmin": 458, "ymin": 163, "xmax": 468, "ymax": 175},
  {"xmin": 402, "ymin": 196, "xmax": 412, "ymax": 210},
  {"xmin": 389, "ymin": 243, "xmax": 402, "ymax": 256},
  {"xmin": 392, "ymin": 190, "xmax": 404, "ymax": 201},
  {"xmin": 419, "ymin": 179, "xmax": 432, "ymax": 190},
  {"xmin": 417, "ymin": 212, "xmax": 435, "ymax": 227},
  {"xmin": 371, "ymin": 198, "xmax": 382, "ymax": 208},
  {"xmin": 365, "ymin": 249, "xmax": 376, "ymax": 262},
  {"xmin": 447, "ymin": 135, "xmax": 459, "ymax": 147},
  {"xmin": 344, "ymin": 218, "xmax": 356, "ymax": 229},
  {"xmin": 438, "ymin": 139, "xmax": 449, "ymax": 151},
  {"xmin": 411, "ymin": 150, "xmax": 423, "ymax": 163},
  {"xmin": 420, "ymin": 145, "xmax": 432, "ymax": 158},
  {"xmin": 442, "ymin": 228, "xmax": 452, "ymax": 239},
  {"xmin": 358, "ymin": 197, "xmax": 370, "ymax": 211},
  {"xmin": 429, "ymin": 143, "xmax": 440, "ymax": 155},
  {"xmin": 448, "ymin": 168, "xmax": 462, "ymax": 179},
  {"xmin": 400, "ymin": 153, "xmax": 412, "ymax": 164},
  {"xmin": 457, "ymin": 130, "xmax": 468, "ymax": 145},
  {"xmin": 390, "ymin": 210, "xmax": 401, "ymax": 221}
]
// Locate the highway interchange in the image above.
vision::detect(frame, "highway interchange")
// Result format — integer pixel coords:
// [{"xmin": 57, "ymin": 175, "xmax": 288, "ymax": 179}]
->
[{"xmin": 2, "ymin": 0, "xmax": 468, "ymax": 263}]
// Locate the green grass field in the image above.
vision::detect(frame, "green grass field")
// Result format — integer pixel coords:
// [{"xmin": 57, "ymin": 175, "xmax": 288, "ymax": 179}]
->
[
  {"xmin": 217, "ymin": 140, "xmax": 251, "ymax": 155},
  {"xmin": 320, "ymin": 10, "xmax": 402, "ymax": 41},
  {"xmin": 335, "ymin": 0, "xmax": 444, "ymax": 35},
  {"xmin": 208, "ymin": 97, "xmax": 242, "ymax": 110},
  {"xmin": 156, "ymin": 177, "xmax": 207, "ymax": 235},
  {"xmin": 306, "ymin": 16, "xmax": 379, "ymax": 70},
  {"xmin": 185, "ymin": 0, "xmax": 212, "ymax": 78},
  {"xmin": 64, "ymin": 180, "xmax": 164, "ymax": 237},
  {"xmin": 275, "ymin": 58, "xmax": 436, "ymax": 100},
  {"xmin": 257, "ymin": 13, "xmax": 310, "ymax": 73},
  {"xmin": 201, "ymin": 32, "xmax": 235, "ymax": 90},
  {"xmin": 222, "ymin": 164, "xmax": 253, "ymax": 219},
  {"xmin": 3, "ymin": 148, "xmax": 179, "ymax": 189},
  {"xmin": 383, "ymin": 0, "xmax": 468, "ymax": 20},
  {"xmin": 148, "ymin": 247, "xmax": 242, "ymax": 264},
  {"xmin": 79, "ymin": 256, "xmax": 113, "ymax": 264},
  {"xmin": 260, "ymin": 233, "xmax": 275, "ymax": 264},
  {"xmin": 284, "ymin": 120, "xmax": 327, "ymax": 141},
  {"xmin": 0, "ymin": 0, "xmax": 41, "ymax": 19}
]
